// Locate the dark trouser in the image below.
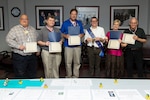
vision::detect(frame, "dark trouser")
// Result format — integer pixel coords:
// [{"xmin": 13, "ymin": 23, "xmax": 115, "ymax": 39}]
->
[
  {"xmin": 105, "ymin": 54, "xmax": 124, "ymax": 78},
  {"xmin": 125, "ymin": 48, "xmax": 143, "ymax": 78},
  {"xmin": 87, "ymin": 47, "xmax": 101, "ymax": 77},
  {"xmin": 12, "ymin": 53, "xmax": 37, "ymax": 79}
]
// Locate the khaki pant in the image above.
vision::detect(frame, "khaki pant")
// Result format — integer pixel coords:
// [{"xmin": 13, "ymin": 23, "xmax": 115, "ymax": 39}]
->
[
  {"xmin": 64, "ymin": 46, "xmax": 81, "ymax": 78},
  {"xmin": 41, "ymin": 49, "xmax": 61, "ymax": 78}
]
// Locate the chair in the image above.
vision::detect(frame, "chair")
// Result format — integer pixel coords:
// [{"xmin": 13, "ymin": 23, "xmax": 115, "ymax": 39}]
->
[
  {"xmin": 143, "ymin": 35, "xmax": 150, "ymax": 77},
  {"xmin": 0, "ymin": 51, "xmax": 13, "ymax": 78}
]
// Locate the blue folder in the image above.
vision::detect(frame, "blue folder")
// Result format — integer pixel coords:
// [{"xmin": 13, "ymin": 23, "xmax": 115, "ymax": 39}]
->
[
  {"xmin": 110, "ymin": 31, "xmax": 122, "ymax": 39},
  {"xmin": 48, "ymin": 32, "xmax": 61, "ymax": 42},
  {"xmin": 68, "ymin": 26, "xmax": 80, "ymax": 35}
]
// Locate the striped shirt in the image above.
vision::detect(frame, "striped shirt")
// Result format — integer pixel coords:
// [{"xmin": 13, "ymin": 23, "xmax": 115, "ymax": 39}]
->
[{"xmin": 6, "ymin": 24, "xmax": 38, "ymax": 56}]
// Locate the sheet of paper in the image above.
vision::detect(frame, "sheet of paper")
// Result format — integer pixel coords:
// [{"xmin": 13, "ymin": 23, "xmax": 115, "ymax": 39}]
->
[
  {"xmin": 49, "ymin": 42, "xmax": 62, "ymax": 53},
  {"xmin": 145, "ymin": 90, "xmax": 150, "ymax": 94},
  {"xmin": 0, "ymin": 89, "xmax": 21, "ymax": 100},
  {"xmin": 122, "ymin": 33, "xmax": 135, "ymax": 44},
  {"xmin": 71, "ymin": 79, "xmax": 92, "ymax": 86},
  {"xmin": 115, "ymin": 89, "xmax": 145, "ymax": 100},
  {"xmin": 107, "ymin": 40, "xmax": 120, "ymax": 49},
  {"xmin": 39, "ymin": 90, "xmax": 65, "ymax": 100},
  {"xmin": 65, "ymin": 89, "xmax": 91, "ymax": 100},
  {"xmin": 68, "ymin": 36, "xmax": 80, "ymax": 45},
  {"xmin": 51, "ymin": 79, "xmax": 72, "ymax": 86},
  {"xmin": 23, "ymin": 42, "xmax": 37, "ymax": 53},
  {"xmin": 14, "ymin": 89, "xmax": 43, "ymax": 100},
  {"xmin": 92, "ymin": 89, "xmax": 118, "ymax": 100}
]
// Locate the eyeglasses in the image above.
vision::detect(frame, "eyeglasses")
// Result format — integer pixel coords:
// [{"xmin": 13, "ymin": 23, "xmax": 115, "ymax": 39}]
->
[{"xmin": 20, "ymin": 18, "xmax": 28, "ymax": 21}]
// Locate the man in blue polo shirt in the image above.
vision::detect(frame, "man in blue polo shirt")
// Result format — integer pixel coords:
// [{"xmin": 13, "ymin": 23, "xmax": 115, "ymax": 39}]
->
[{"xmin": 60, "ymin": 9, "xmax": 84, "ymax": 78}]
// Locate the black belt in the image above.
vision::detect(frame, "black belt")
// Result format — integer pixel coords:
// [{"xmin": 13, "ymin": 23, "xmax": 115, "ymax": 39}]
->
[
  {"xmin": 88, "ymin": 46, "xmax": 99, "ymax": 49},
  {"xmin": 127, "ymin": 48, "xmax": 141, "ymax": 51}
]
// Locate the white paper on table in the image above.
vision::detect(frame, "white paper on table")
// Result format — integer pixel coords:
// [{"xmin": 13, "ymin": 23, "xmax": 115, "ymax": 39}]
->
[
  {"xmin": 65, "ymin": 89, "xmax": 91, "ymax": 100},
  {"xmin": 23, "ymin": 42, "xmax": 37, "ymax": 53},
  {"xmin": 13, "ymin": 89, "xmax": 43, "ymax": 100},
  {"xmin": 122, "ymin": 33, "xmax": 135, "ymax": 44},
  {"xmin": 49, "ymin": 42, "xmax": 62, "ymax": 53},
  {"xmin": 71, "ymin": 79, "xmax": 92, "ymax": 86},
  {"xmin": 92, "ymin": 89, "xmax": 118, "ymax": 100},
  {"xmin": 0, "ymin": 89, "xmax": 21, "ymax": 100},
  {"xmin": 51, "ymin": 79, "xmax": 72, "ymax": 86},
  {"xmin": 145, "ymin": 90, "xmax": 150, "ymax": 94},
  {"xmin": 39, "ymin": 90, "xmax": 65, "ymax": 100},
  {"xmin": 115, "ymin": 89, "xmax": 145, "ymax": 100},
  {"xmin": 107, "ymin": 40, "xmax": 120, "ymax": 49},
  {"xmin": 68, "ymin": 36, "xmax": 80, "ymax": 45}
]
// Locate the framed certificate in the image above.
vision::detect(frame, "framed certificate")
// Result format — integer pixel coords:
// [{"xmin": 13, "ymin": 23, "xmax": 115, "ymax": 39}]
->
[
  {"xmin": 107, "ymin": 40, "xmax": 120, "ymax": 49},
  {"xmin": 49, "ymin": 42, "xmax": 62, "ymax": 53},
  {"xmin": 122, "ymin": 33, "xmax": 135, "ymax": 44},
  {"xmin": 24, "ymin": 42, "xmax": 37, "ymax": 53},
  {"xmin": 68, "ymin": 36, "xmax": 80, "ymax": 46}
]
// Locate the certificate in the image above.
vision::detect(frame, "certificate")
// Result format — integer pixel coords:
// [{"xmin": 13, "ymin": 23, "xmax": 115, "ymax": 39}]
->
[
  {"xmin": 49, "ymin": 42, "xmax": 62, "ymax": 53},
  {"xmin": 23, "ymin": 42, "xmax": 37, "ymax": 53},
  {"xmin": 122, "ymin": 33, "xmax": 135, "ymax": 44},
  {"xmin": 68, "ymin": 36, "xmax": 80, "ymax": 46},
  {"xmin": 107, "ymin": 40, "xmax": 120, "ymax": 49}
]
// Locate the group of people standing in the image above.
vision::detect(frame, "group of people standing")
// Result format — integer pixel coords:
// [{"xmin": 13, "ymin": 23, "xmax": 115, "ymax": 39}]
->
[{"xmin": 6, "ymin": 8, "xmax": 147, "ymax": 79}]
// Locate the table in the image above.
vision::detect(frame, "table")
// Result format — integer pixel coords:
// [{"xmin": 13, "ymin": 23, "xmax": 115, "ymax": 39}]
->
[{"xmin": 0, "ymin": 78, "xmax": 150, "ymax": 100}]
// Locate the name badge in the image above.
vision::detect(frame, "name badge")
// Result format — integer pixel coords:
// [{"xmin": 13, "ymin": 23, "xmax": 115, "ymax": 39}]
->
[{"xmin": 24, "ymin": 30, "xmax": 29, "ymax": 34}]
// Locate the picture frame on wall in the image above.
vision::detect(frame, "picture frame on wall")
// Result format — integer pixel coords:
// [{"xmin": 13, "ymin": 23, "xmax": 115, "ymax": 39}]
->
[
  {"xmin": 110, "ymin": 5, "xmax": 139, "ymax": 30},
  {"xmin": 0, "ymin": 7, "xmax": 4, "ymax": 30},
  {"xmin": 35, "ymin": 6, "xmax": 63, "ymax": 29},
  {"xmin": 75, "ymin": 6, "xmax": 99, "ymax": 29}
]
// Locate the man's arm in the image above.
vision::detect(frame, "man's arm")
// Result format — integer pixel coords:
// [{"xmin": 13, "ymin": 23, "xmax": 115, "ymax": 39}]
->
[{"xmin": 6, "ymin": 28, "xmax": 23, "ymax": 50}]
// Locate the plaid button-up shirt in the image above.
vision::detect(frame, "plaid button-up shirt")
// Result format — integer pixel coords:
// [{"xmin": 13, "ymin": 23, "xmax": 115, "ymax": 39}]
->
[{"xmin": 6, "ymin": 24, "xmax": 38, "ymax": 56}]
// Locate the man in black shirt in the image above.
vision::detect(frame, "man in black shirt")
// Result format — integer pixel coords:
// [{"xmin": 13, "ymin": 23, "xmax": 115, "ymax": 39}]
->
[{"xmin": 124, "ymin": 17, "xmax": 147, "ymax": 78}]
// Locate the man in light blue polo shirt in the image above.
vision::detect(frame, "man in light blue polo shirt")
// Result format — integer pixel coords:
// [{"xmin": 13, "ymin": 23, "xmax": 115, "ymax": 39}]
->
[{"xmin": 60, "ymin": 9, "xmax": 84, "ymax": 78}]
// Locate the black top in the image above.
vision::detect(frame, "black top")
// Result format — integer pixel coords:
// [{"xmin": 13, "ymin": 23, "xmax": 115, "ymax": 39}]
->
[{"xmin": 124, "ymin": 28, "xmax": 146, "ymax": 48}]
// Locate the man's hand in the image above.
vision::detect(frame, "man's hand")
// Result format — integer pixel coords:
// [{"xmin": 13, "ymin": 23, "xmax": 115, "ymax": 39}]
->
[
  {"xmin": 86, "ymin": 38, "xmax": 92, "ymax": 42},
  {"xmin": 133, "ymin": 35, "xmax": 139, "ymax": 40},
  {"xmin": 19, "ymin": 45, "xmax": 25, "ymax": 50},
  {"xmin": 45, "ymin": 41, "xmax": 50, "ymax": 46}
]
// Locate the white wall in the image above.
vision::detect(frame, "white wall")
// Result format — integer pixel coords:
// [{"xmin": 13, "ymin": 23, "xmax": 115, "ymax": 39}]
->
[{"xmin": 0, "ymin": 0, "xmax": 149, "ymax": 52}]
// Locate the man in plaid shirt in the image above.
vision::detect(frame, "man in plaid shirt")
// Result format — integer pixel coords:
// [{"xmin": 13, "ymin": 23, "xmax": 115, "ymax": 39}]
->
[{"xmin": 6, "ymin": 14, "xmax": 39, "ymax": 79}]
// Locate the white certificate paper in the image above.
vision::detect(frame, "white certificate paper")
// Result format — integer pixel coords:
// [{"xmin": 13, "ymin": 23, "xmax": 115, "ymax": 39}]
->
[
  {"xmin": 115, "ymin": 89, "xmax": 145, "ymax": 100},
  {"xmin": 122, "ymin": 33, "xmax": 135, "ymax": 44},
  {"xmin": 68, "ymin": 36, "xmax": 80, "ymax": 46},
  {"xmin": 14, "ymin": 89, "xmax": 43, "ymax": 100},
  {"xmin": 107, "ymin": 40, "xmax": 120, "ymax": 49},
  {"xmin": 23, "ymin": 42, "xmax": 37, "ymax": 53},
  {"xmin": 65, "ymin": 89, "xmax": 91, "ymax": 100},
  {"xmin": 92, "ymin": 89, "xmax": 118, "ymax": 100},
  {"xmin": 49, "ymin": 42, "xmax": 62, "ymax": 53},
  {"xmin": 39, "ymin": 90, "xmax": 65, "ymax": 100}
]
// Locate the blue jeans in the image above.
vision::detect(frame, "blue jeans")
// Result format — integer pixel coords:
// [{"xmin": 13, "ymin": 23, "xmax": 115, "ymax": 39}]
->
[{"xmin": 12, "ymin": 53, "xmax": 37, "ymax": 79}]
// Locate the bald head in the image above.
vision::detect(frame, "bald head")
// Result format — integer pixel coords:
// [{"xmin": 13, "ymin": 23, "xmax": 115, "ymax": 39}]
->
[
  {"xmin": 129, "ymin": 17, "xmax": 138, "ymax": 29},
  {"xmin": 19, "ymin": 14, "xmax": 29, "ymax": 27}
]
